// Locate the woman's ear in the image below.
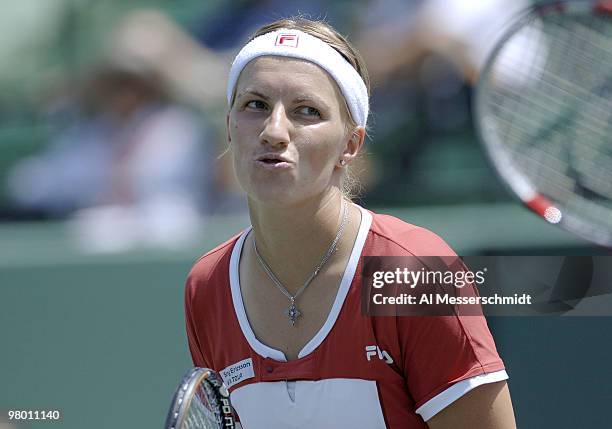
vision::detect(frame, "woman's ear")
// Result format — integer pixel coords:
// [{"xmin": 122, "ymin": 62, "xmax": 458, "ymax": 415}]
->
[{"xmin": 342, "ymin": 126, "xmax": 366, "ymax": 165}]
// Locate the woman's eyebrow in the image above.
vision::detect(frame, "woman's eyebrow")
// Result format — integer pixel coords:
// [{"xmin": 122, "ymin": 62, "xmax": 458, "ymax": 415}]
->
[
  {"xmin": 237, "ymin": 89, "xmax": 330, "ymax": 110},
  {"xmin": 236, "ymin": 90, "xmax": 270, "ymax": 101},
  {"xmin": 293, "ymin": 94, "xmax": 329, "ymax": 109}
]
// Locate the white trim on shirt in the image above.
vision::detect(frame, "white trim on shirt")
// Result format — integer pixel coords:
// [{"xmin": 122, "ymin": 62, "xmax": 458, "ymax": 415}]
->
[
  {"xmin": 299, "ymin": 205, "xmax": 372, "ymax": 358},
  {"xmin": 416, "ymin": 369, "xmax": 509, "ymax": 421},
  {"xmin": 228, "ymin": 203, "xmax": 372, "ymax": 362}
]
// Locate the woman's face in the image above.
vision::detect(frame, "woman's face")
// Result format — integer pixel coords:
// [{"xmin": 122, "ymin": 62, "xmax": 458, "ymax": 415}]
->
[{"xmin": 228, "ymin": 56, "xmax": 353, "ymax": 205}]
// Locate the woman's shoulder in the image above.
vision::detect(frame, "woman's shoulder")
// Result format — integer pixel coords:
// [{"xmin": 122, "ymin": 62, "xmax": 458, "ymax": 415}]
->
[
  {"xmin": 186, "ymin": 230, "xmax": 244, "ymax": 294},
  {"xmin": 365, "ymin": 209, "xmax": 457, "ymax": 256}
]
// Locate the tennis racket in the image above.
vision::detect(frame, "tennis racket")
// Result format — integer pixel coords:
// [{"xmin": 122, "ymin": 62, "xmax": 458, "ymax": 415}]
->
[
  {"xmin": 165, "ymin": 368, "xmax": 235, "ymax": 429},
  {"xmin": 474, "ymin": 0, "xmax": 612, "ymax": 247}
]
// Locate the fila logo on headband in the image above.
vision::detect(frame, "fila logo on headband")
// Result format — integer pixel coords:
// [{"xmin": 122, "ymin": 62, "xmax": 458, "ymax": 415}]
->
[{"xmin": 275, "ymin": 33, "xmax": 299, "ymax": 47}]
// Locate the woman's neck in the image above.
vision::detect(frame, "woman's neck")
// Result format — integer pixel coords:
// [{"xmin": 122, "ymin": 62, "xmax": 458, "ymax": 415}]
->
[{"xmin": 247, "ymin": 189, "xmax": 348, "ymax": 295}]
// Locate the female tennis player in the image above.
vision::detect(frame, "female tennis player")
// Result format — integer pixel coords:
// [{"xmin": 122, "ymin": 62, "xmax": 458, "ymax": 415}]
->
[{"xmin": 185, "ymin": 17, "xmax": 516, "ymax": 429}]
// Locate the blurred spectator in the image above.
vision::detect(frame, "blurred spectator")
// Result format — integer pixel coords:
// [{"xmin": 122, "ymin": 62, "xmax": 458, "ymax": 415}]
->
[
  {"xmin": 7, "ymin": 64, "xmax": 214, "ymax": 251},
  {"xmin": 106, "ymin": 9, "xmax": 251, "ymax": 215},
  {"xmin": 359, "ymin": 0, "xmax": 530, "ymax": 85},
  {"xmin": 354, "ymin": 0, "xmax": 531, "ymax": 205},
  {"xmin": 193, "ymin": 0, "xmax": 343, "ymax": 51},
  {"xmin": 108, "ymin": 9, "xmax": 229, "ymax": 111}
]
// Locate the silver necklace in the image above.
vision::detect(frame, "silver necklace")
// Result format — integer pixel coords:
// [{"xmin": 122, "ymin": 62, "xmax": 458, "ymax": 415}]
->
[{"xmin": 252, "ymin": 200, "xmax": 349, "ymax": 326}]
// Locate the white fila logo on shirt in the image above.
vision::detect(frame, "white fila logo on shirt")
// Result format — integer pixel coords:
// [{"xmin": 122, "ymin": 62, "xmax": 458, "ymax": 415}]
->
[{"xmin": 365, "ymin": 345, "xmax": 394, "ymax": 364}]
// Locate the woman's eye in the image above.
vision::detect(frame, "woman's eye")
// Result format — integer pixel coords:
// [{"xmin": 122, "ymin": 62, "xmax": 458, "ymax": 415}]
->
[
  {"xmin": 297, "ymin": 106, "xmax": 321, "ymax": 117},
  {"xmin": 246, "ymin": 100, "xmax": 266, "ymax": 110}
]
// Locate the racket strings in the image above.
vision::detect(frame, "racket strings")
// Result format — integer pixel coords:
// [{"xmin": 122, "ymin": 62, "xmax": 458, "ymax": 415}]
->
[
  {"xmin": 496, "ymin": 24, "xmax": 611, "ymax": 130},
  {"xmin": 544, "ymin": 15, "xmax": 612, "ymax": 205},
  {"xmin": 182, "ymin": 383, "xmax": 222, "ymax": 429},
  {"xmin": 482, "ymin": 9, "xmax": 612, "ymax": 231},
  {"xmin": 494, "ymin": 15, "xmax": 612, "ymax": 123}
]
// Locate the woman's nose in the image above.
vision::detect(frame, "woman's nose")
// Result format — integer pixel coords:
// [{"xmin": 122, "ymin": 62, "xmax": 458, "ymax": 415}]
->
[{"xmin": 260, "ymin": 104, "xmax": 291, "ymax": 147}]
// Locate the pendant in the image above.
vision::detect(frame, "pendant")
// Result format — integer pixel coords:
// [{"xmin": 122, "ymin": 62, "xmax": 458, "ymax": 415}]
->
[{"xmin": 285, "ymin": 301, "xmax": 302, "ymax": 326}]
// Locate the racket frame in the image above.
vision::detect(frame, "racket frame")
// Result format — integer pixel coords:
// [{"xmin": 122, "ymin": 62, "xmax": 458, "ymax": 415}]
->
[
  {"xmin": 165, "ymin": 367, "xmax": 235, "ymax": 429},
  {"xmin": 473, "ymin": 0, "xmax": 612, "ymax": 247}
]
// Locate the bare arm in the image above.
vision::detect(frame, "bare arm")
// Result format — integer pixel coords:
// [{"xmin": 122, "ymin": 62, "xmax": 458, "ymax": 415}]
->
[{"xmin": 427, "ymin": 381, "xmax": 517, "ymax": 429}]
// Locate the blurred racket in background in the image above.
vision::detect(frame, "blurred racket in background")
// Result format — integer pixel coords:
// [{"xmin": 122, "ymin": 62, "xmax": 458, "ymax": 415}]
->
[
  {"xmin": 474, "ymin": 0, "xmax": 612, "ymax": 247},
  {"xmin": 165, "ymin": 368, "xmax": 235, "ymax": 429}
]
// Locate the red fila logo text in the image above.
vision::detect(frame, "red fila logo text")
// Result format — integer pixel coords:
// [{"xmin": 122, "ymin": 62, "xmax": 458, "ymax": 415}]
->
[{"xmin": 275, "ymin": 33, "xmax": 299, "ymax": 47}]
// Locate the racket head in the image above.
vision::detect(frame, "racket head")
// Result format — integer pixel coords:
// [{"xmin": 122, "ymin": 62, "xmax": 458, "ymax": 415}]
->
[
  {"xmin": 165, "ymin": 368, "xmax": 235, "ymax": 429},
  {"xmin": 474, "ymin": 0, "xmax": 612, "ymax": 247}
]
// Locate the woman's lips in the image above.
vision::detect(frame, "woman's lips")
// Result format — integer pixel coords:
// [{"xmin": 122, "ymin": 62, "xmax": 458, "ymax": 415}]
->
[
  {"xmin": 254, "ymin": 153, "xmax": 293, "ymax": 169},
  {"xmin": 254, "ymin": 159, "xmax": 292, "ymax": 169}
]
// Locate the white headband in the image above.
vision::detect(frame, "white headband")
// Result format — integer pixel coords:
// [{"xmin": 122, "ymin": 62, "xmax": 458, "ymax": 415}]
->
[{"xmin": 227, "ymin": 28, "xmax": 369, "ymax": 127}]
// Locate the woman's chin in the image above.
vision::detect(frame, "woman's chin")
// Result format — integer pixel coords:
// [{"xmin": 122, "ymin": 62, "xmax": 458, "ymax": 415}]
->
[
  {"xmin": 250, "ymin": 189, "xmax": 298, "ymax": 206},
  {"xmin": 246, "ymin": 183, "xmax": 312, "ymax": 207}
]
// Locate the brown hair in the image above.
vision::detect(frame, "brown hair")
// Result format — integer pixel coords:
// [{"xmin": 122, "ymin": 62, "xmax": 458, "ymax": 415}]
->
[{"xmin": 249, "ymin": 17, "xmax": 370, "ymax": 200}]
